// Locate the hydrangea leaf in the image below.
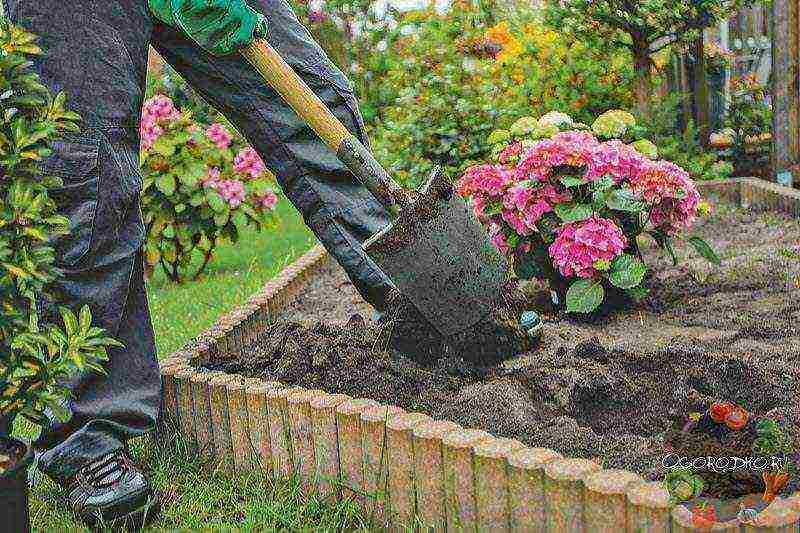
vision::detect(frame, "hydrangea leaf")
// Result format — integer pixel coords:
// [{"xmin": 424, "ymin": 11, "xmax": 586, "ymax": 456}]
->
[
  {"xmin": 554, "ymin": 202, "xmax": 593, "ymax": 223},
  {"xmin": 609, "ymin": 253, "xmax": 647, "ymax": 289},
  {"xmin": 688, "ymin": 236, "xmax": 721, "ymax": 266},
  {"xmin": 566, "ymin": 279, "xmax": 604, "ymax": 313}
]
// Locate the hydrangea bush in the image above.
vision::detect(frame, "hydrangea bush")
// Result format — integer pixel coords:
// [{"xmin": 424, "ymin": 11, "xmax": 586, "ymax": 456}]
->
[
  {"xmin": 140, "ymin": 95, "xmax": 279, "ymax": 282},
  {"xmin": 459, "ymin": 110, "xmax": 719, "ymax": 314},
  {"xmin": 0, "ymin": 20, "xmax": 118, "ymax": 442}
]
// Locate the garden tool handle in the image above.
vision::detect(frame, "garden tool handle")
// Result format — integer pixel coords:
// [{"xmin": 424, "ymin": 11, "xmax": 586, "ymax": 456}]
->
[{"xmin": 241, "ymin": 40, "xmax": 406, "ymax": 217}]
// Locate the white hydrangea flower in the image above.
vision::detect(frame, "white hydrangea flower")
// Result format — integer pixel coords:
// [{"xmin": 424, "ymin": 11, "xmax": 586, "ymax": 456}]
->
[{"xmin": 537, "ymin": 111, "xmax": 573, "ymax": 129}]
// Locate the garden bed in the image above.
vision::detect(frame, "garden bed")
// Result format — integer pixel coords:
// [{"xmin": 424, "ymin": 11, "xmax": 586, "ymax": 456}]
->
[
  {"xmin": 161, "ymin": 178, "xmax": 800, "ymax": 531},
  {"xmin": 206, "ymin": 195, "xmax": 800, "ymax": 496}
]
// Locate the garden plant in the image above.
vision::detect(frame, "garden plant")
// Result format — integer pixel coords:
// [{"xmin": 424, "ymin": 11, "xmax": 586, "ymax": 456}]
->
[
  {"xmin": 458, "ymin": 109, "xmax": 720, "ymax": 313},
  {"xmin": 0, "ymin": 19, "xmax": 119, "ymax": 530},
  {"xmin": 140, "ymin": 94, "xmax": 280, "ymax": 282}
]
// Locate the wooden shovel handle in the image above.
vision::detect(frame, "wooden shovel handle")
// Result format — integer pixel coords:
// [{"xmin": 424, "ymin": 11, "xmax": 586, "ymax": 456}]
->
[{"xmin": 241, "ymin": 40, "xmax": 406, "ymax": 215}]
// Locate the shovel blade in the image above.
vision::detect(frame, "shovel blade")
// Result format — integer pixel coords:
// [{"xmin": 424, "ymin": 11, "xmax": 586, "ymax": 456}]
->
[{"xmin": 364, "ymin": 169, "xmax": 508, "ymax": 339}]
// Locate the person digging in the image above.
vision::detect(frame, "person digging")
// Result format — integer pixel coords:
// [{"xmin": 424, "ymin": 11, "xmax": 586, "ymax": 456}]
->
[{"xmin": 4, "ymin": 0, "xmax": 538, "ymax": 527}]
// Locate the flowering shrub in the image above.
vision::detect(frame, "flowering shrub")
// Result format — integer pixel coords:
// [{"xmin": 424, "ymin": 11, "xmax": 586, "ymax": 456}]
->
[
  {"xmin": 368, "ymin": 0, "xmax": 635, "ymax": 187},
  {"xmin": 459, "ymin": 110, "xmax": 719, "ymax": 313},
  {"xmin": 140, "ymin": 95, "xmax": 279, "ymax": 282},
  {"xmin": 0, "ymin": 20, "xmax": 118, "ymax": 436}
]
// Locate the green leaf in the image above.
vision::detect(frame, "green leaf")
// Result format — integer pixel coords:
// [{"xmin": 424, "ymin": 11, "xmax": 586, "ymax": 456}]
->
[
  {"xmin": 206, "ymin": 190, "xmax": 225, "ymax": 213},
  {"xmin": 180, "ymin": 160, "xmax": 205, "ymax": 187},
  {"xmin": 214, "ymin": 212, "xmax": 229, "ymax": 227},
  {"xmin": 606, "ymin": 188, "xmax": 645, "ymax": 212},
  {"xmin": 60, "ymin": 307, "xmax": 78, "ymax": 335},
  {"xmin": 560, "ymin": 176, "xmax": 584, "ymax": 188},
  {"xmin": 664, "ymin": 239, "xmax": 679, "ymax": 266},
  {"xmin": 554, "ymin": 203, "xmax": 593, "ymax": 223},
  {"xmin": 232, "ymin": 211, "xmax": 248, "ymax": 231},
  {"xmin": 78, "ymin": 305, "xmax": 92, "ymax": 331},
  {"xmin": 608, "ymin": 254, "xmax": 647, "ymax": 289},
  {"xmin": 163, "ymin": 225, "xmax": 175, "ymax": 239},
  {"xmin": 625, "ymin": 285, "xmax": 650, "ymax": 302},
  {"xmin": 566, "ymin": 279, "xmax": 604, "ymax": 313},
  {"xmin": 688, "ymin": 236, "xmax": 721, "ymax": 266},
  {"xmin": 592, "ymin": 176, "xmax": 614, "ymax": 191},
  {"xmin": 155, "ymin": 174, "xmax": 176, "ymax": 196},
  {"xmin": 152, "ymin": 137, "xmax": 176, "ymax": 157}
]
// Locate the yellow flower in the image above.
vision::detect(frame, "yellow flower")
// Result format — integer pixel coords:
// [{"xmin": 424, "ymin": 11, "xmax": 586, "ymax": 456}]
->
[{"xmin": 486, "ymin": 21, "xmax": 513, "ymax": 46}]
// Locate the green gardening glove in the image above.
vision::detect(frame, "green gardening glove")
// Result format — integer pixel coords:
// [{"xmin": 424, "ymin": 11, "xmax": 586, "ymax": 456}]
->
[{"xmin": 149, "ymin": 0, "xmax": 268, "ymax": 56}]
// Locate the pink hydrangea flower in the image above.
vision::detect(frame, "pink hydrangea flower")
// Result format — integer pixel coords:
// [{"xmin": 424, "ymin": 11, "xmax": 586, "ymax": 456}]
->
[
  {"xmin": 585, "ymin": 140, "xmax": 651, "ymax": 183},
  {"xmin": 502, "ymin": 209, "xmax": 530, "ymax": 236},
  {"xmin": 254, "ymin": 191, "xmax": 279, "ymax": 210},
  {"xmin": 203, "ymin": 167, "xmax": 221, "ymax": 189},
  {"xmin": 140, "ymin": 95, "xmax": 180, "ymax": 150},
  {"xmin": 548, "ymin": 215, "xmax": 628, "ymax": 278},
  {"xmin": 490, "ymin": 230, "xmax": 510, "ymax": 255},
  {"xmin": 308, "ymin": 10, "xmax": 327, "ymax": 23},
  {"xmin": 498, "ymin": 142, "xmax": 523, "ymax": 164},
  {"xmin": 233, "ymin": 147, "xmax": 266, "ymax": 179},
  {"xmin": 631, "ymin": 160, "xmax": 700, "ymax": 234},
  {"xmin": 206, "ymin": 123, "xmax": 233, "ymax": 150},
  {"xmin": 515, "ymin": 131, "xmax": 599, "ymax": 182},
  {"xmin": 217, "ymin": 179, "xmax": 246, "ymax": 208}
]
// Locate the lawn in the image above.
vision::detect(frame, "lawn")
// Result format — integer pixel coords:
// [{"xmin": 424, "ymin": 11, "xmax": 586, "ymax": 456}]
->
[{"xmin": 22, "ymin": 200, "xmax": 377, "ymax": 531}]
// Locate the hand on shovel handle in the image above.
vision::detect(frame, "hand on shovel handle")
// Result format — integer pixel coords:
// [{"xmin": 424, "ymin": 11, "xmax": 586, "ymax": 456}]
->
[{"xmin": 241, "ymin": 40, "xmax": 408, "ymax": 217}]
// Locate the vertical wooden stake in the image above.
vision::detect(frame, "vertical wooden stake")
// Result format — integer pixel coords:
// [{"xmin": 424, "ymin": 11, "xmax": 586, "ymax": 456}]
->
[
  {"xmin": 625, "ymin": 480, "xmax": 672, "ymax": 532},
  {"xmin": 442, "ymin": 428, "xmax": 493, "ymax": 532},
  {"xmin": 310, "ymin": 392, "xmax": 349, "ymax": 498},
  {"xmin": 507, "ymin": 447, "xmax": 563, "ymax": 533},
  {"xmin": 411, "ymin": 420, "xmax": 461, "ymax": 531},
  {"xmin": 385, "ymin": 412, "xmax": 432, "ymax": 529},
  {"xmin": 582, "ymin": 469, "xmax": 643, "ymax": 532},
  {"xmin": 473, "ymin": 438, "xmax": 526, "ymax": 532},
  {"xmin": 543, "ymin": 458, "xmax": 601, "ymax": 533},
  {"xmin": 336, "ymin": 398, "xmax": 379, "ymax": 504},
  {"xmin": 362, "ymin": 404, "xmax": 405, "ymax": 528}
]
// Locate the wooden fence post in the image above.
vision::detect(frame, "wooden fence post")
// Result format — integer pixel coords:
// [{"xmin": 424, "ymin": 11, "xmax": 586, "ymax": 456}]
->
[{"xmin": 771, "ymin": 0, "xmax": 800, "ymax": 186}]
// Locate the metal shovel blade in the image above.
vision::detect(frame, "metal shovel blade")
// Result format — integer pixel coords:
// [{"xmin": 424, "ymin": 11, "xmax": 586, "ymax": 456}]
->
[{"xmin": 363, "ymin": 168, "xmax": 509, "ymax": 339}]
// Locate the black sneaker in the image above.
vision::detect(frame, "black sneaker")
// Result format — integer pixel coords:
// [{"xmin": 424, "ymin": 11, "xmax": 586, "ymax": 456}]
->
[{"xmin": 65, "ymin": 450, "xmax": 160, "ymax": 529}]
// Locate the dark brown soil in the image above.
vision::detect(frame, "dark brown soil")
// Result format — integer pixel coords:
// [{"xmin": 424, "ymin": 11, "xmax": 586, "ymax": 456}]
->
[{"xmin": 206, "ymin": 199, "xmax": 800, "ymax": 499}]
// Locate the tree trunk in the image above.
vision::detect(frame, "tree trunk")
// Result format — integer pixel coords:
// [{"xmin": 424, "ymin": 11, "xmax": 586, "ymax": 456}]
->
[
  {"xmin": 679, "ymin": 51, "xmax": 693, "ymax": 130},
  {"xmin": 693, "ymin": 33, "xmax": 710, "ymax": 148},
  {"xmin": 633, "ymin": 50, "xmax": 653, "ymax": 119},
  {"xmin": 771, "ymin": 0, "xmax": 800, "ymax": 186}
]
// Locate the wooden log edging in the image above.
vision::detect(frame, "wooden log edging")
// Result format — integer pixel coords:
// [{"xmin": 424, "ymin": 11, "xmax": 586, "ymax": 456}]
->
[{"xmin": 157, "ymin": 183, "xmax": 800, "ymax": 531}]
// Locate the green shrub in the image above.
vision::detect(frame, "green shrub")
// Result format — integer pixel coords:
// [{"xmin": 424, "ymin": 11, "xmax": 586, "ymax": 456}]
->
[
  {"xmin": 290, "ymin": 0, "xmax": 396, "ymax": 123},
  {"xmin": 724, "ymin": 74, "xmax": 773, "ymax": 179},
  {"xmin": 366, "ymin": 1, "xmax": 635, "ymax": 187},
  {"xmin": 140, "ymin": 94, "xmax": 280, "ymax": 283},
  {"xmin": 0, "ymin": 20, "xmax": 119, "ymax": 437},
  {"xmin": 639, "ymin": 93, "xmax": 733, "ymax": 181}
]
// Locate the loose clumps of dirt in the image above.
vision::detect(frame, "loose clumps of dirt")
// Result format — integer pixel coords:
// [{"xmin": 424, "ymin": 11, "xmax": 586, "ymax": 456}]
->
[{"xmin": 205, "ymin": 199, "xmax": 800, "ymax": 500}]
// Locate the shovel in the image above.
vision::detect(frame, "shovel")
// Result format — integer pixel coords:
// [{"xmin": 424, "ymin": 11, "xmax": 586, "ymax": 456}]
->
[{"xmin": 241, "ymin": 41, "xmax": 509, "ymax": 344}]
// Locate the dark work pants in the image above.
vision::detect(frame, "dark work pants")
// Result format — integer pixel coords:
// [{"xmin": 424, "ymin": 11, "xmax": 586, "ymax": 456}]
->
[{"xmin": 4, "ymin": 0, "xmax": 393, "ymax": 483}]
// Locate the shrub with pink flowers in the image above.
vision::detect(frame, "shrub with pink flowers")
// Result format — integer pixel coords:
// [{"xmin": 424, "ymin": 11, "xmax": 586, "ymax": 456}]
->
[
  {"xmin": 459, "ymin": 110, "xmax": 719, "ymax": 313},
  {"xmin": 140, "ymin": 95, "xmax": 280, "ymax": 282}
]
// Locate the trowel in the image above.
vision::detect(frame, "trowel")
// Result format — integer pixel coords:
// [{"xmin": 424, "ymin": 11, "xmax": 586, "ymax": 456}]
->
[{"xmin": 242, "ymin": 40, "xmax": 509, "ymax": 347}]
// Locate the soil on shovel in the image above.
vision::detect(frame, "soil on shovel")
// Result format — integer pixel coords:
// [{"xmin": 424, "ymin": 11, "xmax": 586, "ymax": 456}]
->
[{"xmin": 206, "ymin": 200, "xmax": 800, "ymax": 500}]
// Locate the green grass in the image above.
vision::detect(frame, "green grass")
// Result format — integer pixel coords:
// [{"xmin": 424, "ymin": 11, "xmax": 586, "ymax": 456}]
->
[{"xmin": 21, "ymin": 200, "xmax": 381, "ymax": 531}]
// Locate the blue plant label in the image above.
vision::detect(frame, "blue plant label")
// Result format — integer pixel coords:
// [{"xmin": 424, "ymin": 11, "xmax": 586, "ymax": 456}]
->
[{"xmin": 777, "ymin": 170, "xmax": 793, "ymax": 187}]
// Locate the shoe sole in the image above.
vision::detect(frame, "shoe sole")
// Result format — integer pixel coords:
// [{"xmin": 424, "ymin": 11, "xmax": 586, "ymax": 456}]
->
[{"xmin": 82, "ymin": 495, "xmax": 161, "ymax": 531}]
